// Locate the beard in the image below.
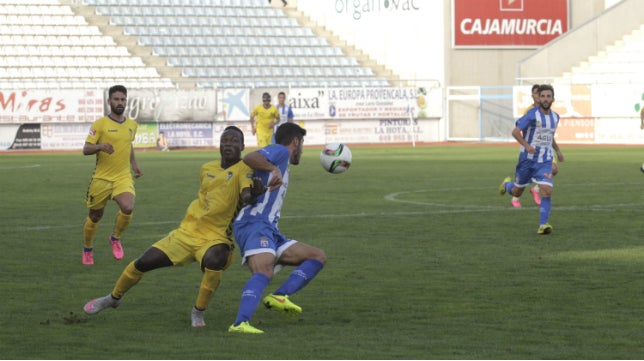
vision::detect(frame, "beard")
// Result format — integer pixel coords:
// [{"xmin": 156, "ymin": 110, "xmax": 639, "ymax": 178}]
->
[{"xmin": 111, "ymin": 106, "xmax": 125, "ymax": 115}]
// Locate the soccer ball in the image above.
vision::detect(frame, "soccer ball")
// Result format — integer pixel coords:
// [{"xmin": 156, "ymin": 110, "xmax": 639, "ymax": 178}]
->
[{"xmin": 320, "ymin": 143, "xmax": 352, "ymax": 174}]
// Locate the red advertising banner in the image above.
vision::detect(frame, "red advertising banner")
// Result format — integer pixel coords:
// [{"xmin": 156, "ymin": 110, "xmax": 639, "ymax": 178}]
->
[{"xmin": 453, "ymin": 0, "xmax": 569, "ymax": 48}]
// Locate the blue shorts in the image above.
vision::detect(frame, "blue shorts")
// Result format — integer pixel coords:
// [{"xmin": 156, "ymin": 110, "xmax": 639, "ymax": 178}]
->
[
  {"xmin": 233, "ymin": 220, "xmax": 297, "ymax": 265},
  {"xmin": 515, "ymin": 158, "xmax": 554, "ymax": 188}
]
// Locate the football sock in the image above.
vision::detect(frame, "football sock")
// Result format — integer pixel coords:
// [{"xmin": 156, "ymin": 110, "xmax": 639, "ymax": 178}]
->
[
  {"xmin": 539, "ymin": 197, "xmax": 551, "ymax": 225},
  {"xmin": 112, "ymin": 261, "xmax": 144, "ymax": 299},
  {"xmin": 234, "ymin": 273, "xmax": 270, "ymax": 326},
  {"xmin": 274, "ymin": 259, "xmax": 324, "ymax": 296},
  {"xmin": 195, "ymin": 269, "xmax": 222, "ymax": 311},
  {"xmin": 83, "ymin": 216, "xmax": 99, "ymax": 249},
  {"xmin": 113, "ymin": 210, "xmax": 133, "ymax": 239},
  {"xmin": 504, "ymin": 182, "xmax": 514, "ymax": 195}
]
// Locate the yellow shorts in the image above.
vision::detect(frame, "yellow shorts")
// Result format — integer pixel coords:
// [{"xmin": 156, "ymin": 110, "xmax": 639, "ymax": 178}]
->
[
  {"xmin": 152, "ymin": 228, "xmax": 235, "ymax": 268},
  {"xmin": 256, "ymin": 131, "xmax": 273, "ymax": 148},
  {"xmin": 85, "ymin": 176, "xmax": 135, "ymax": 210}
]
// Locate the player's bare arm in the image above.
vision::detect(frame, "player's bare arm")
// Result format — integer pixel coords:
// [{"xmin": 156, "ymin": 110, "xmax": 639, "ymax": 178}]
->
[
  {"xmin": 552, "ymin": 139, "xmax": 564, "ymax": 162},
  {"xmin": 130, "ymin": 144, "xmax": 143, "ymax": 178},
  {"xmin": 83, "ymin": 142, "xmax": 114, "ymax": 155},
  {"xmin": 243, "ymin": 151, "xmax": 282, "ymax": 191},
  {"xmin": 240, "ymin": 177, "xmax": 267, "ymax": 205},
  {"xmin": 511, "ymin": 127, "xmax": 535, "ymax": 154}
]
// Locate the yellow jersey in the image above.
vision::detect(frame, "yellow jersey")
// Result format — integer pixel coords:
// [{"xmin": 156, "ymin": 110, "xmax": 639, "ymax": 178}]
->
[
  {"xmin": 251, "ymin": 104, "xmax": 279, "ymax": 135},
  {"xmin": 178, "ymin": 160, "xmax": 254, "ymax": 241},
  {"xmin": 86, "ymin": 116, "xmax": 138, "ymax": 181}
]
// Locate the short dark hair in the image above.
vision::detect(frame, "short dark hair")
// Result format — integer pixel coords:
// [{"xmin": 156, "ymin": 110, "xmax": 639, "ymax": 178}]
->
[
  {"xmin": 531, "ymin": 84, "xmax": 540, "ymax": 92},
  {"xmin": 275, "ymin": 122, "xmax": 306, "ymax": 146},
  {"xmin": 109, "ymin": 85, "xmax": 127, "ymax": 98},
  {"xmin": 278, "ymin": 91, "xmax": 286, "ymax": 97},
  {"xmin": 538, "ymin": 84, "xmax": 554, "ymax": 97},
  {"xmin": 262, "ymin": 92, "xmax": 271, "ymax": 100},
  {"xmin": 222, "ymin": 125, "xmax": 244, "ymax": 145}
]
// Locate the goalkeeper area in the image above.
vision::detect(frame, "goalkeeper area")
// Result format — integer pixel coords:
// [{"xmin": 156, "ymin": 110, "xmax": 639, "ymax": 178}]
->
[{"xmin": 1, "ymin": 144, "xmax": 643, "ymax": 359}]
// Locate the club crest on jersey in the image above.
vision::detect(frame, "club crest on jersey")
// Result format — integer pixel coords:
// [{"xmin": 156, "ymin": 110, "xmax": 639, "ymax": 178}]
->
[
  {"xmin": 227, "ymin": 172, "xmax": 233, "ymax": 181},
  {"xmin": 260, "ymin": 237, "xmax": 269, "ymax": 248},
  {"xmin": 536, "ymin": 120, "xmax": 542, "ymax": 127}
]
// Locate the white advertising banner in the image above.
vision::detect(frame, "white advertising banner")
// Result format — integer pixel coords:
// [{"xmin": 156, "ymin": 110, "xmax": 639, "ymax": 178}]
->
[
  {"xmin": 41, "ymin": 123, "xmax": 89, "ymax": 150},
  {"xmin": 287, "ymin": 88, "xmax": 329, "ymax": 120},
  {"xmin": 0, "ymin": 89, "xmax": 103, "ymax": 124},
  {"xmin": 125, "ymin": 88, "xmax": 217, "ymax": 122},
  {"xmin": 591, "ymin": 84, "xmax": 644, "ymax": 118},
  {"xmin": 327, "ymin": 87, "xmax": 424, "ymax": 119},
  {"xmin": 216, "ymin": 88, "xmax": 250, "ymax": 121}
]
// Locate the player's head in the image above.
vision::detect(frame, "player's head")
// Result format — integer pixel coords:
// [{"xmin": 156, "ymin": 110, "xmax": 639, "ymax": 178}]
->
[
  {"xmin": 538, "ymin": 84, "xmax": 555, "ymax": 110},
  {"xmin": 108, "ymin": 85, "xmax": 127, "ymax": 116},
  {"xmin": 219, "ymin": 126, "xmax": 245, "ymax": 164},
  {"xmin": 531, "ymin": 84, "xmax": 540, "ymax": 105},
  {"xmin": 262, "ymin": 92, "xmax": 271, "ymax": 106},
  {"xmin": 275, "ymin": 122, "xmax": 306, "ymax": 165},
  {"xmin": 278, "ymin": 92, "xmax": 286, "ymax": 104}
]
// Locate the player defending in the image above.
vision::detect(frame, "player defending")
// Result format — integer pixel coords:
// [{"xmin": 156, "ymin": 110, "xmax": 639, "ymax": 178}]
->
[
  {"xmin": 82, "ymin": 85, "xmax": 142, "ymax": 265},
  {"xmin": 83, "ymin": 126, "xmax": 265, "ymax": 327},
  {"xmin": 250, "ymin": 92, "xmax": 280, "ymax": 148},
  {"xmin": 228, "ymin": 123, "xmax": 327, "ymax": 334},
  {"xmin": 499, "ymin": 84, "xmax": 564, "ymax": 234}
]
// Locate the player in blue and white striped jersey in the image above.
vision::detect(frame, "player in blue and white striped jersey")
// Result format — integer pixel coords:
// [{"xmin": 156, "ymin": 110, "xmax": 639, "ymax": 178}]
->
[
  {"xmin": 228, "ymin": 122, "xmax": 327, "ymax": 334},
  {"xmin": 499, "ymin": 84, "xmax": 565, "ymax": 234}
]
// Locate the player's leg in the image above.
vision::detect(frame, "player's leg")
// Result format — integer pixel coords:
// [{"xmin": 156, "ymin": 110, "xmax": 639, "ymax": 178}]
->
[
  {"xmin": 83, "ymin": 246, "xmax": 173, "ymax": 315},
  {"xmin": 110, "ymin": 183, "xmax": 135, "ymax": 259},
  {"xmin": 262, "ymin": 236, "xmax": 326, "ymax": 316},
  {"xmin": 530, "ymin": 184, "xmax": 541, "ymax": 205},
  {"xmin": 534, "ymin": 162, "xmax": 555, "ymax": 234},
  {"xmin": 192, "ymin": 243, "xmax": 234, "ymax": 327},
  {"xmin": 229, "ymin": 252, "xmax": 275, "ymax": 334},
  {"xmin": 83, "ymin": 178, "xmax": 111, "ymax": 265}
]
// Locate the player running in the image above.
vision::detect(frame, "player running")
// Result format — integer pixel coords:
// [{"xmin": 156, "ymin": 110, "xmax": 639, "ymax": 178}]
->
[
  {"xmin": 228, "ymin": 123, "xmax": 326, "ymax": 334},
  {"xmin": 81, "ymin": 85, "xmax": 142, "ymax": 265},
  {"xmin": 499, "ymin": 84, "xmax": 564, "ymax": 234},
  {"xmin": 83, "ymin": 126, "xmax": 265, "ymax": 327}
]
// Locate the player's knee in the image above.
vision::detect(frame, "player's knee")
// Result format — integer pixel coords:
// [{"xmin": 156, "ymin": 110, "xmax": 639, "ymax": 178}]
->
[
  {"xmin": 201, "ymin": 245, "xmax": 231, "ymax": 271},
  {"xmin": 310, "ymin": 248, "xmax": 327, "ymax": 265},
  {"xmin": 120, "ymin": 204, "xmax": 134, "ymax": 215},
  {"xmin": 88, "ymin": 209, "xmax": 104, "ymax": 223}
]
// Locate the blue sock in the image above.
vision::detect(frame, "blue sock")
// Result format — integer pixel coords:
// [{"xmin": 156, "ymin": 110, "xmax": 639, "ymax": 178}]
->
[
  {"xmin": 505, "ymin": 182, "xmax": 514, "ymax": 195},
  {"xmin": 234, "ymin": 273, "xmax": 270, "ymax": 326},
  {"xmin": 540, "ymin": 197, "xmax": 551, "ymax": 225},
  {"xmin": 274, "ymin": 259, "xmax": 324, "ymax": 296}
]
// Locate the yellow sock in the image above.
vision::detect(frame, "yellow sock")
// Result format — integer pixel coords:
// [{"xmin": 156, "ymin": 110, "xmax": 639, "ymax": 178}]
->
[
  {"xmin": 112, "ymin": 261, "xmax": 144, "ymax": 299},
  {"xmin": 83, "ymin": 216, "xmax": 99, "ymax": 249},
  {"xmin": 112, "ymin": 210, "xmax": 133, "ymax": 239},
  {"xmin": 195, "ymin": 269, "xmax": 222, "ymax": 311}
]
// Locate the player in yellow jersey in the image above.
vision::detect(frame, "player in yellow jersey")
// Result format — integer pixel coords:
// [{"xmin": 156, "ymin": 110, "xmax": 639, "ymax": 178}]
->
[
  {"xmin": 82, "ymin": 85, "xmax": 142, "ymax": 265},
  {"xmin": 250, "ymin": 92, "xmax": 280, "ymax": 147},
  {"xmin": 83, "ymin": 126, "xmax": 266, "ymax": 328}
]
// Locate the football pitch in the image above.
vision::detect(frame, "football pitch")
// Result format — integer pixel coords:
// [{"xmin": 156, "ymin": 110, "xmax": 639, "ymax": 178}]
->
[{"xmin": 1, "ymin": 144, "xmax": 643, "ymax": 359}]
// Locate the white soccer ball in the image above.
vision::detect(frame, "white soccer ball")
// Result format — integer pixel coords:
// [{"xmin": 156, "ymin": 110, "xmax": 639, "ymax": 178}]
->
[{"xmin": 320, "ymin": 143, "xmax": 352, "ymax": 174}]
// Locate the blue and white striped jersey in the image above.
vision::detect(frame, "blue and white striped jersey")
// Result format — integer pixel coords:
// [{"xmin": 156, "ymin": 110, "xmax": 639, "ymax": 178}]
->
[
  {"xmin": 515, "ymin": 106, "xmax": 560, "ymax": 163},
  {"xmin": 235, "ymin": 144, "xmax": 290, "ymax": 227}
]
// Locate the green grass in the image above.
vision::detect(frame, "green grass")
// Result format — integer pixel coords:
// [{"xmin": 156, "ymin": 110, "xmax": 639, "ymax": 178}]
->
[{"xmin": 1, "ymin": 144, "xmax": 643, "ymax": 359}]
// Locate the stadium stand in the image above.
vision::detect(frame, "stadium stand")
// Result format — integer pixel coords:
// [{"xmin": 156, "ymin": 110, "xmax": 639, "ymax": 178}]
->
[
  {"xmin": 82, "ymin": 0, "xmax": 390, "ymax": 88},
  {"xmin": 0, "ymin": 0, "xmax": 175, "ymax": 88},
  {"xmin": 560, "ymin": 24, "xmax": 644, "ymax": 84},
  {"xmin": 0, "ymin": 0, "xmax": 392, "ymax": 89}
]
